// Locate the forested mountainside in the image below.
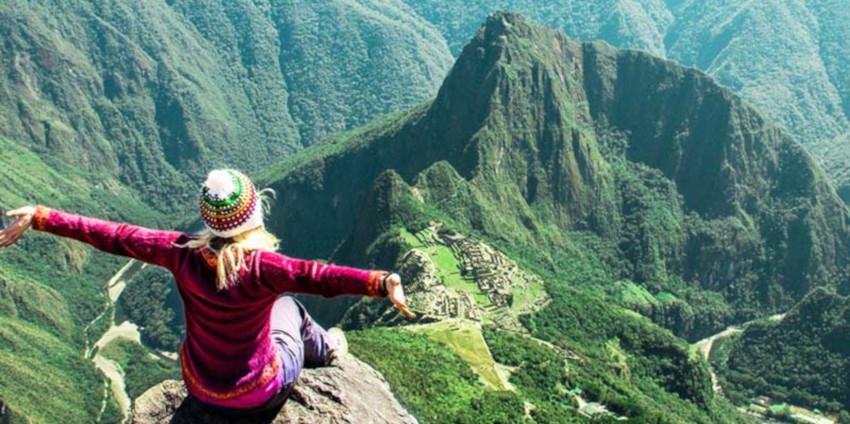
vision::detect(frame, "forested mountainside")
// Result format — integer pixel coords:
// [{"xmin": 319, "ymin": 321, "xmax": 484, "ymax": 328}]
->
[
  {"xmin": 0, "ymin": 1, "xmax": 451, "ymax": 422},
  {"xmin": 0, "ymin": 0, "xmax": 452, "ymax": 211},
  {"xmin": 397, "ymin": 0, "xmax": 850, "ymax": 200},
  {"xmin": 717, "ymin": 288, "xmax": 850, "ymax": 415},
  {"xmin": 815, "ymin": 133, "xmax": 850, "ymax": 200},
  {"xmin": 261, "ymin": 12, "xmax": 849, "ymax": 339},
  {"xmin": 251, "ymin": 11, "xmax": 848, "ymax": 422},
  {"xmin": 1, "ymin": 1, "xmax": 848, "ymax": 422}
]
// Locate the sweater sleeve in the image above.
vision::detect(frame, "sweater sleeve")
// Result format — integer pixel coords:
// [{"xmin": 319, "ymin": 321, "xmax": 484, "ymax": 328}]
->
[
  {"xmin": 31, "ymin": 206, "xmax": 183, "ymax": 270},
  {"xmin": 258, "ymin": 251, "xmax": 388, "ymax": 298}
]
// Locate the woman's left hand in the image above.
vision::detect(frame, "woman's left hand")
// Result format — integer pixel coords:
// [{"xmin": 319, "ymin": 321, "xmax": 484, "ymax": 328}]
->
[
  {"xmin": 386, "ymin": 273, "xmax": 415, "ymax": 319},
  {"xmin": 0, "ymin": 206, "xmax": 37, "ymax": 249}
]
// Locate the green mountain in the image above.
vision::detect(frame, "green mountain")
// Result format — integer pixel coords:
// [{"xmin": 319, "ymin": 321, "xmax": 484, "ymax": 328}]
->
[
  {"xmin": 397, "ymin": 0, "xmax": 850, "ymax": 199},
  {"xmin": 1, "ymin": 2, "xmax": 847, "ymax": 422},
  {"xmin": 0, "ymin": 1, "xmax": 452, "ymax": 422},
  {"xmin": 252, "ymin": 11, "xmax": 850, "ymax": 422},
  {"xmin": 262, "ymin": 11, "xmax": 849, "ymax": 339},
  {"xmin": 718, "ymin": 288, "xmax": 850, "ymax": 413},
  {"xmin": 0, "ymin": 0, "xmax": 452, "ymax": 210}
]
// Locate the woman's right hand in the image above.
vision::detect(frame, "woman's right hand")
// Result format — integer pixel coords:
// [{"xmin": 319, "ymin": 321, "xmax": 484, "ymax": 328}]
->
[{"xmin": 0, "ymin": 206, "xmax": 37, "ymax": 249}]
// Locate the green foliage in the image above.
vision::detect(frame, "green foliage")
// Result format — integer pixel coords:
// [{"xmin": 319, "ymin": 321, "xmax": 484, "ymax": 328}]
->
[
  {"xmin": 348, "ymin": 328, "xmax": 525, "ymax": 424},
  {"xmin": 264, "ymin": 12, "xmax": 850, "ymax": 344},
  {"xmin": 0, "ymin": 0, "xmax": 453, "ymax": 210},
  {"xmin": 0, "ymin": 316, "xmax": 104, "ymax": 424},
  {"xmin": 401, "ymin": 0, "xmax": 850, "ymax": 197},
  {"xmin": 118, "ymin": 267, "xmax": 183, "ymax": 352},
  {"xmin": 0, "ymin": 135, "xmax": 177, "ymax": 422},
  {"xmin": 483, "ymin": 327, "xmax": 579, "ymax": 421},
  {"xmin": 719, "ymin": 289, "xmax": 850, "ymax": 412},
  {"xmin": 257, "ymin": 11, "xmax": 847, "ymax": 423}
]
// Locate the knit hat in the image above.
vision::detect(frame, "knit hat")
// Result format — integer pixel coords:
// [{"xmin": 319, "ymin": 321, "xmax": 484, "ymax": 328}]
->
[{"xmin": 199, "ymin": 169, "xmax": 264, "ymax": 239}]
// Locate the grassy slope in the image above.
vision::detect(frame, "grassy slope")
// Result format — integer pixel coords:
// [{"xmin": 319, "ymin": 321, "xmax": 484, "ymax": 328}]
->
[
  {"xmin": 349, "ymin": 328, "xmax": 528, "ymax": 424},
  {"xmin": 0, "ymin": 135, "xmax": 169, "ymax": 423},
  {"xmin": 0, "ymin": 316, "xmax": 104, "ymax": 424},
  {"xmin": 405, "ymin": 320, "xmax": 506, "ymax": 390}
]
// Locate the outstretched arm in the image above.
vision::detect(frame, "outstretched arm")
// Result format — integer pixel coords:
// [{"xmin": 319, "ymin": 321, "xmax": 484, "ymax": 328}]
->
[
  {"xmin": 1, "ymin": 206, "xmax": 182, "ymax": 270},
  {"xmin": 260, "ymin": 252, "xmax": 414, "ymax": 318}
]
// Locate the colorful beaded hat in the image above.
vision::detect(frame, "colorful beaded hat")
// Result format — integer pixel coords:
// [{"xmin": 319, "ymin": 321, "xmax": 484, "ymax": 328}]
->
[{"xmin": 199, "ymin": 169, "xmax": 264, "ymax": 239}]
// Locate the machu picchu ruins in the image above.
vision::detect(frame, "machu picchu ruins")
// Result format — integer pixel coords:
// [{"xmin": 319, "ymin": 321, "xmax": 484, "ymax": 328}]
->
[{"xmin": 399, "ymin": 223, "xmax": 549, "ymax": 331}]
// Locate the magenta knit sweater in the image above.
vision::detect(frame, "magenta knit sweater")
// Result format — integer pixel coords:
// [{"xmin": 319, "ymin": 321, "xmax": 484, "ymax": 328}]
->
[{"xmin": 32, "ymin": 207, "xmax": 387, "ymax": 407}]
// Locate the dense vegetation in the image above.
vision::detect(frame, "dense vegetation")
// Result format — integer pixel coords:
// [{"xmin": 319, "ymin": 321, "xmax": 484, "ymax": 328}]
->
[
  {"xmin": 0, "ymin": 1, "xmax": 452, "ymax": 421},
  {"xmin": 349, "ymin": 328, "xmax": 527, "ymax": 424},
  {"xmin": 398, "ymin": 0, "xmax": 850, "ymax": 198},
  {"xmin": 1, "ymin": 2, "xmax": 847, "ymax": 422},
  {"xmin": 0, "ymin": 135, "xmax": 169, "ymax": 423},
  {"xmin": 718, "ymin": 288, "xmax": 850, "ymax": 414},
  {"xmin": 0, "ymin": 0, "xmax": 452, "ymax": 211},
  {"xmin": 99, "ymin": 339, "xmax": 179, "ymax": 400},
  {"xmin": 117, "ymin": 266, "xmax": 183, "ymax": 352},
  {"xmin": 252, "ymin": 11, "xmax": 847, "ymax": 421},
  {"xmin": 261, "ymin": 12, "xmax": 850, "ymax": 340}
]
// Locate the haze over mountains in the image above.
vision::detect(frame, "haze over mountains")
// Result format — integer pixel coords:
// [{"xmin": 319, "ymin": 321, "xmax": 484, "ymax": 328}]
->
[{"xmin": 0, "ymin": 1, "xmax": 849, "ymax": 423}]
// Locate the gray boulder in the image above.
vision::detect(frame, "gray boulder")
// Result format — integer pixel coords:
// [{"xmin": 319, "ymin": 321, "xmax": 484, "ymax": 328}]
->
[{"xmin": 131, "ymin": 355, "xmax": 417, "ymax": 424}]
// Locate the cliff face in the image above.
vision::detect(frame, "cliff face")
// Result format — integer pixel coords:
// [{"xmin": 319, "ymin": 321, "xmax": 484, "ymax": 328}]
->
[{"xmin": 131, "ymin": 356, "xmax": 417, "ymax": 424}]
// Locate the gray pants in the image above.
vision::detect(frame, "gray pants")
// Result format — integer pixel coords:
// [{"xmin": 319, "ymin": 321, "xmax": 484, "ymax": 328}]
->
[{"xmin": 264, "ymin": 296, "xmax": 334, "ymax": 408}]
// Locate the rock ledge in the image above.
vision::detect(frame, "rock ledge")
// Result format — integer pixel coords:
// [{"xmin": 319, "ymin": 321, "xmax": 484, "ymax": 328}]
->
[{"xmin": 131, "ymin": 356, "xmax": 417, "ymax": 424}]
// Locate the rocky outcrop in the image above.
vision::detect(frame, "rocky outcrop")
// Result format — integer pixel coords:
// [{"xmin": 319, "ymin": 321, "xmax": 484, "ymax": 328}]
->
[{"xmin": 131, "ymin": 356, "xmax": 417, "ymax": 424}]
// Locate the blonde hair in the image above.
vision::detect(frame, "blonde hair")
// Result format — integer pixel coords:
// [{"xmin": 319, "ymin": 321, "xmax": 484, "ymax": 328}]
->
[{"xmin": 180, "ymin": 188, "xmax": 279, "ymax": 290}]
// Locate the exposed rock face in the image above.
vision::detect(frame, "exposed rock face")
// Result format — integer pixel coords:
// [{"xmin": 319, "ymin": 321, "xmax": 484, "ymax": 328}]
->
[{"xmin": 131, "ymin": 356, "xmax": 417, "ymax": 424}]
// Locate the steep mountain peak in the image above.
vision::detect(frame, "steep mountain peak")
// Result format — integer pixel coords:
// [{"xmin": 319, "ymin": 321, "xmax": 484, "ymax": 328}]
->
[{"xmin": 425, "ymin": 10, "xmax": 616, "ymax": 233}]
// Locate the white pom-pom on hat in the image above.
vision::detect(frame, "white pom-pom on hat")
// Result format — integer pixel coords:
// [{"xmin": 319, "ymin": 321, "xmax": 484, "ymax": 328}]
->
[{"xmin": 204, "ymin": 170, "xmax": 237, "ymax": 198}]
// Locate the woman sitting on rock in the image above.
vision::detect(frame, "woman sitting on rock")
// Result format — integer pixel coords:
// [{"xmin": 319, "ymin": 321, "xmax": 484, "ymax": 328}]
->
[{"xmin": 0, "ymin": 169, "xmax": 413, "ymax": 411}]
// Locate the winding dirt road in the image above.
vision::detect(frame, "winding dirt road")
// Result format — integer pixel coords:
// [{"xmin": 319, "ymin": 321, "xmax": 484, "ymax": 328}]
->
[
  {"xmin": 88, "ymin": 260, "xmax": 145, "ymax": 423},
  {"xmin": 693, "ymin": 313, "xmax": 786, "ymax": 394}
]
